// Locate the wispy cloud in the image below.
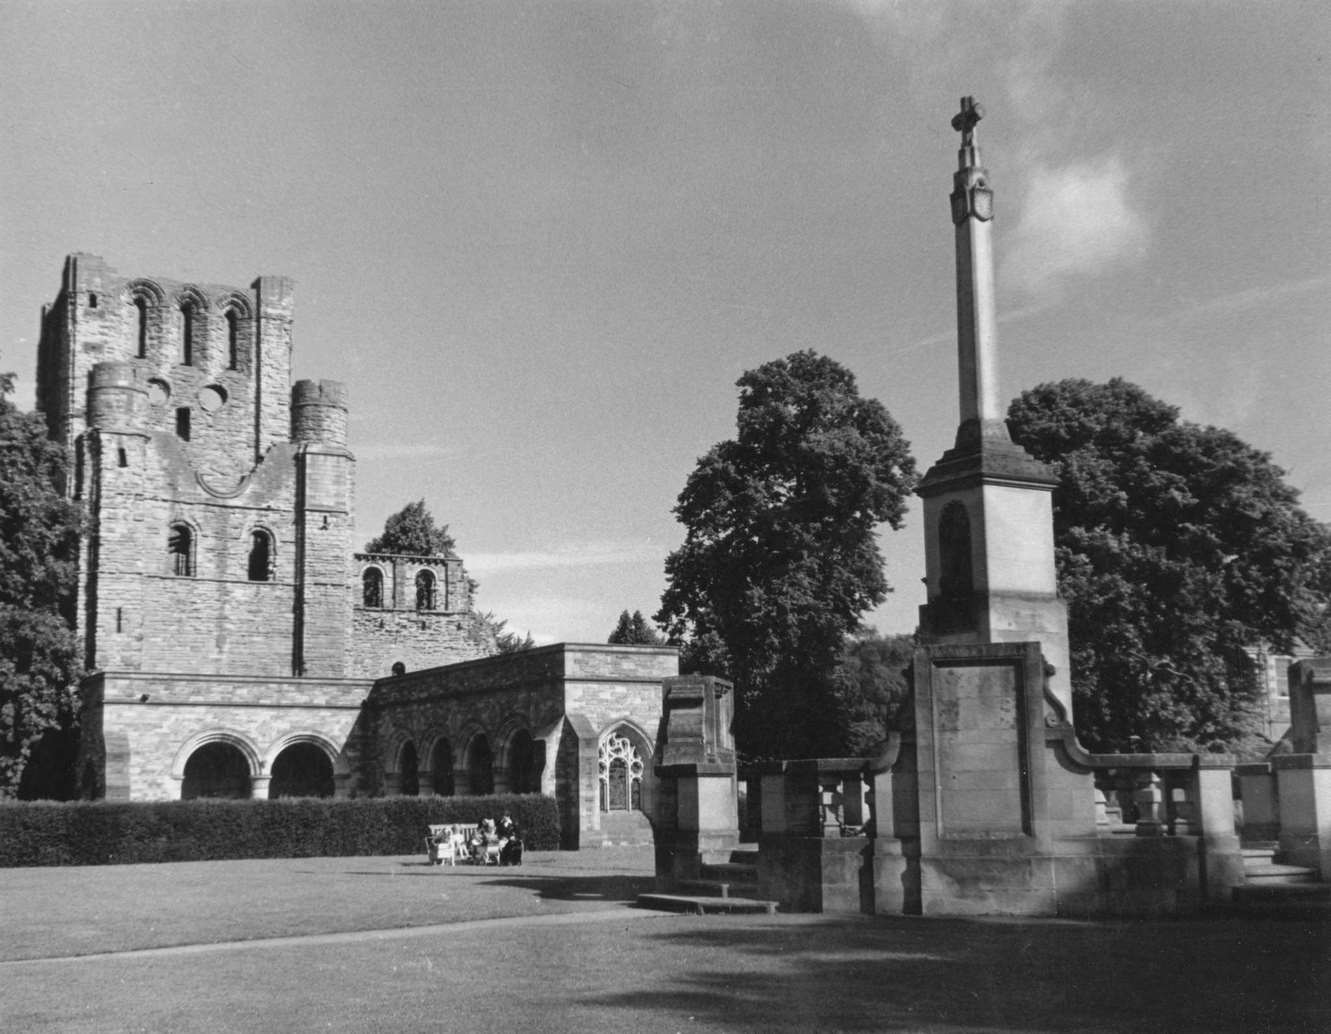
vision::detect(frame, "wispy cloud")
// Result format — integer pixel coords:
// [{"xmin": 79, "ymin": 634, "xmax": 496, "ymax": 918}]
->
[
  {"xmin": 353, "ymin": 442, "xmax": 460, "ymax": 461},
  {"xmin": 468, "ymin": 541, "xmax": 665, "ymax": 573},
  {"xmin": 1002, "ymin": 156, "xmax": 1150, "ymax": 299},
  {"xmin": 1153, "ymin": 273, "xmax": 1331, "ymax": 328}
]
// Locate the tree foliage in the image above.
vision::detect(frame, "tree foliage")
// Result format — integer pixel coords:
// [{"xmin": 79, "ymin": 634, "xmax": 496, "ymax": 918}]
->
[
  {"xmin": 364, "ymin": 499, "xmax": 456, "ymax": 556},
  {"xmin": 478, "ymin": 612, "xmax": 535, "ymax": 654},
  {"xmin": 657, "ymin": 351, "xmax": 917, "ymax": 759},
  {"xmin": 834, "ymin": 631, "xmax": 915, "ymax": 756},
  {"xmin": 608, "ymin": 609, "xmax": 664, "ymax": 645},
  {"xmin": 1007, "ymin": 378, "xmax": 1331, "ymax": 753},
  {"xmin": 1, "ymin": 373, "xmax": 84, "ymax": 797}
]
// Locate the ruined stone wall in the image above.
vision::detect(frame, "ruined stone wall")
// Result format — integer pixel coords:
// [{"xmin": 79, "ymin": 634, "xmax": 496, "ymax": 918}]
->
[
  {"xmin": 43, "ymin": 256, "xmax": 356, "ymax": 683},
  {"xmin": 351, "ymin": 553, "xmax": 492, "ymax": 677},
  {"xmin": 36, "ymin": 253, "xmax": 291, "ymax": 464}
]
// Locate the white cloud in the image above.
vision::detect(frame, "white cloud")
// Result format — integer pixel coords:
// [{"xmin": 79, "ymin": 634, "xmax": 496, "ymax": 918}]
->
[
  {"xmin": 468, "ymin": 541, "xmax": 665, "ymax": 574},
  {"xmin": 1002, "ymin": 156, "xmax": 1149, "ymax": 299}
]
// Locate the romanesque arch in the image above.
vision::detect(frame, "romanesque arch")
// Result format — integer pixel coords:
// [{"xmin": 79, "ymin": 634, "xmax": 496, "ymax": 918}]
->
[
  {"xmin": 495, "ymin": 720, "xmax": 541, "ymax": 795},
  {"xmin": 464, "ymin": 729, "xmax": 494, "ymax": 796},
  {"xmin": 427, "ymin": 734, "xmax": 455, "ymax": 796},
  {"xmin": 173, "ymin": 730, "xmax": 261, "ymax": 800},
  {"xmin": 265, "ymin": 733, "xmax": 344, "ymax": 799}
]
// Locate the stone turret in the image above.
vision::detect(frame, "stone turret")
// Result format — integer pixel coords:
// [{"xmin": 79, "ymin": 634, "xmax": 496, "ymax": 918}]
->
[
  {"xmin": 86, "ymin": 361, "xmax": 149, "ymax": 432},
  {"xmin": 291, "ymin": 379, "xmax": 349, "ymax": 446}
]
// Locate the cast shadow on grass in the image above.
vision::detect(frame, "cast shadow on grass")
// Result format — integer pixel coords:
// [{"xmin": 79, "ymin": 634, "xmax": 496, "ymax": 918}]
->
[
  {"xmin": 478, "ymin": 873, "xmax": 656, "ymax": 902},
  {"xmin": 582, "ymin": 914, "xmax": 1329, "ymax": 1034}
]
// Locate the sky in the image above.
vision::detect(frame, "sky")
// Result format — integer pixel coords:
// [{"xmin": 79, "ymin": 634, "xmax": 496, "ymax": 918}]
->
[{"xmin": 2, "ymin": 0, "xmax": 1328, "ymax": 644}]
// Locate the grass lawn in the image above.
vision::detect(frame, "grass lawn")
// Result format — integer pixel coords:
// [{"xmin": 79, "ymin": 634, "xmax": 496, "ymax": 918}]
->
[{"xmin": 2, "ymin": 850, "xmax": 1326, "ymax": 1033}]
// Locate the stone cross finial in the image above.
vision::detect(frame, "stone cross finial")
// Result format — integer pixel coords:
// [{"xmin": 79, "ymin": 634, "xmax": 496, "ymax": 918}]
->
[{"xmin": 951, "ymin": 96, "xmax": 984, "ymax": 147}]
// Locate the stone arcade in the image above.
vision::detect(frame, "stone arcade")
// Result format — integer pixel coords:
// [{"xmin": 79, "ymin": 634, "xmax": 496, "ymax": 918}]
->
[{"xmin": 38, "ymin": 254, "xmax": 673, "ymax": 846}]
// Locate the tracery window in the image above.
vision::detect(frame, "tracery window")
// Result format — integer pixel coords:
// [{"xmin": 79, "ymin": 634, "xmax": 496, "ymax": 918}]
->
[
  {"xmin": 362, "ymin": 567, "xmax": 383, "ymax": 608},
  {"xmin": 598, "ymin": 730, "xmax": 644, "ymax": 812}
]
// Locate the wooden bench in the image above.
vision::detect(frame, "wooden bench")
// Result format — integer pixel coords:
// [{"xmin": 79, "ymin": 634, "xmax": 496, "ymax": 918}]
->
[{"xmin": 425, "ymin": 824, "xmax": 477, "ymax": 866}]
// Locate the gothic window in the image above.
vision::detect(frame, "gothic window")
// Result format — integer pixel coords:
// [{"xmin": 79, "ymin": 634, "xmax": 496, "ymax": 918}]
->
[
  {"xmin": 598, "ymin": 730, "xmax": 644, "ymax": 812},
  {"xmin": 134, "ymin": 296, "xmax": 148, "ymax": 357},
  {"xmin": 180, "ymin": 303, "xmax": 194, "ymax": 365},
  {"xmin": 226, "ymin": 309, "xmax": 239, "ymax": 369},
  {"xmin": 88, "ymin": 292, "xmax": 98, "ymax": 309},
  {"xmin": 415, "ymin": 570, "xmax": 436, "ymax": 611},
  {"xmin": 362, "ymin": 567, "xmax": 383, "ymax": 608},
  {"xmin": 248, "ymin": 529, "xmax": 274, "ymax": 582},
  {"xmin": 168, "ymin": 523, "xmax": 195, "ymax": 577},
  {"xmin": 175, "ymin": 407, "xmax": 191, "ymax": 441}
]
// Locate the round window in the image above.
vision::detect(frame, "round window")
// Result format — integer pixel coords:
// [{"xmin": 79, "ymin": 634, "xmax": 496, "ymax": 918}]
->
[{"xmin": 198, "ymin": 385, "xmax": 228, "ymax": 413}]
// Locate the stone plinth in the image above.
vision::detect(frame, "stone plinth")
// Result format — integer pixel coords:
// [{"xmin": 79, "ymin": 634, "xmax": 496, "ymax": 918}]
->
[{"xmin": 652, "ymin": 676, "xmax": 740, "ymax": 885}]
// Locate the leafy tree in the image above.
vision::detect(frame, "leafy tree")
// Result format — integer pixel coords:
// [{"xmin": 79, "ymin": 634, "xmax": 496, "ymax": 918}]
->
[
  {"xmin": 657, "ymin": 350, "xmax": 917, "ymax": 759},
  {"xmin": 478, "ymin": 612, "xmax": 535, "ymax": 654},
  {"xmin": 0, "ymin": 373, "xmax": 84, "ymax": 797},
  {"xmin": 364, "ymin": 499, "xmax": 456, "ymax": 556},
  {"xmin": 608, "ymin": 609, "xmax": 665, "ymax": 645},
  {"xmin": 834, "ymin": 631, "xmax": 915, "ymax": 756},
  {"xmin": 1007, "ymin": 378, "xmax": 1331, "ymax": 753}
]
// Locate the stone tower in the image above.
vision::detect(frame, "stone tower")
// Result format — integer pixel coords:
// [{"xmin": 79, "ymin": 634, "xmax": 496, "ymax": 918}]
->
[
  {"xmin": 914, "ymin": 98, "xmax": 1072, "ymax": 712},
  {"xmin": 37, "ymin": 254, "xmax": 365, "ymax": 799},
  {"xmin": 37, "ymin": 254, "xmax": 355, "ymax": 681}
]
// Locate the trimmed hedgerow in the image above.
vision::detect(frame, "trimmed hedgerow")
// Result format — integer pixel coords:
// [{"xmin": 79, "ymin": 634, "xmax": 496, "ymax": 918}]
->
[{"xmin": 0, "ymin": 793, "xmax": 559, "ymax": 868}]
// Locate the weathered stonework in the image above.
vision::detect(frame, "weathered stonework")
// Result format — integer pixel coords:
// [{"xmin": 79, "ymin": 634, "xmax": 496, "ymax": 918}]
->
[{"xmin": 38, "ymin": 254, "xmax": 672, "ymax": 844}]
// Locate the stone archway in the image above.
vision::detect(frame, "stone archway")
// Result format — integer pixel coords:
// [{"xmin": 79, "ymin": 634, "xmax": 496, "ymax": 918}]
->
[
  {"xmin": 269, "ymin": 742, "xmax": 335, "ymax": 798},
  {"xmin": 182, "ymin": 742, "xmax": 252, "ymax": 799},
  {"xmin": 399, "ymin": 741, "xmax": 420, "ymax": 797},
  {"xmin": 467, "ymin": 733, "xmax": 494, "ymax": 796},
  {"xmin": 430, "ymin": 738, "xmax": 454, "ymax": 796}
]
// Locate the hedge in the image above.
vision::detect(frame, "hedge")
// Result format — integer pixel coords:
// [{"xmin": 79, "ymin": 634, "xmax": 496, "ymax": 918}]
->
[{"xmin": 0, "ymin": 793, "xmax": 560, "ymax": 868}]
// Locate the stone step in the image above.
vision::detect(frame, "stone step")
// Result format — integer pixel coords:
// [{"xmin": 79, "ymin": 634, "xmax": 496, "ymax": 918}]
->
[
  {"xmin": 1241, "ymin": 846, "xmax": 1277, "ymax": 860},
  {"xmin": 701, "ymin": 861, "xmax": 759, "ymax": 880},
  {"xmin": 1244, "ymin": 862, "xmax": 1319, "ymax": 884},
  {"xmin": 675, "ymin": 877, "xmax": 762, "ymax": 900},
  {"xmin": 1230, "ymin": 883, "xmax": 1331, "ymax": 916},
  {"xmin": 636, "ymin": 892, "xmax": 778, "ymax": 916}
]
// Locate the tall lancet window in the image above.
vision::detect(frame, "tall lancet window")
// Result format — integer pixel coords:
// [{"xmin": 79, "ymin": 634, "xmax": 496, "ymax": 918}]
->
[
  {"xmin": 180, "ymin": 302, "xmax": 195, "ymax": 365},
  {"xmin": 134, "ymin": 296, "xmax": 149, "ymax": 357}
]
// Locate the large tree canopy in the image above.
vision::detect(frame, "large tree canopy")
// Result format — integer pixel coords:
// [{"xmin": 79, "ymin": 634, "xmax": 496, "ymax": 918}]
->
[
  {"xmin": 364, "ymin": 499, "xmax": 456, "ymax": 556},
  {"xmin": 1007, "ymin": 378, "xmax": 1331, "ymax": 753},
  {"xmin": 0, "ymin": 373, "xmax": 84, "ymax": 797},
  {"xmin": 657, "ymin": 350, "xmax": 917, "ymax": 759}
]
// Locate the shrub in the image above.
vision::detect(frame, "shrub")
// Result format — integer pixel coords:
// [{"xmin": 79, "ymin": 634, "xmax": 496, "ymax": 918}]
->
[{"xmin": 0, "ymin": 793, "xmax": 560, "ymax": 867}]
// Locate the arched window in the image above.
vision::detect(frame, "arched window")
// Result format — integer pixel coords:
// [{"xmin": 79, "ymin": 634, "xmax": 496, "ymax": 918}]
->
[
  {"xmin": 180, "ymin": 303, "xmax": 194, "ymax": 365},
  {"xmin": 134, "ymin": 296, "xmax": 148, "ymax": 357},
  {"xmin": 415, "ymin": 570, "xmax": 436, "ymax": 611},
  {"xmin": 225, "ymin": 310, "xmax": 240, "ymax": 369},
  {"xmin": 598, "ymin": 730, "xmax": 644, "ymax": 812},
  {"xmin": 362, "ymin": 567, "xmax": 383, "ymax": 608},
  {"xmin": 168, "ymin": 523, "xmax": 194, "ymax": 577},
  {"xmin": 248, "ymin": 529, "xmax": 273, "ymax": 582}
]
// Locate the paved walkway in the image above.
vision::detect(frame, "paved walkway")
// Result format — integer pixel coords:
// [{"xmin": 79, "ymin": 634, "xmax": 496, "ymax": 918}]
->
[{"xmin": 1, "ymin": 849, "xmax": 1326, "ymax": 1033}]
